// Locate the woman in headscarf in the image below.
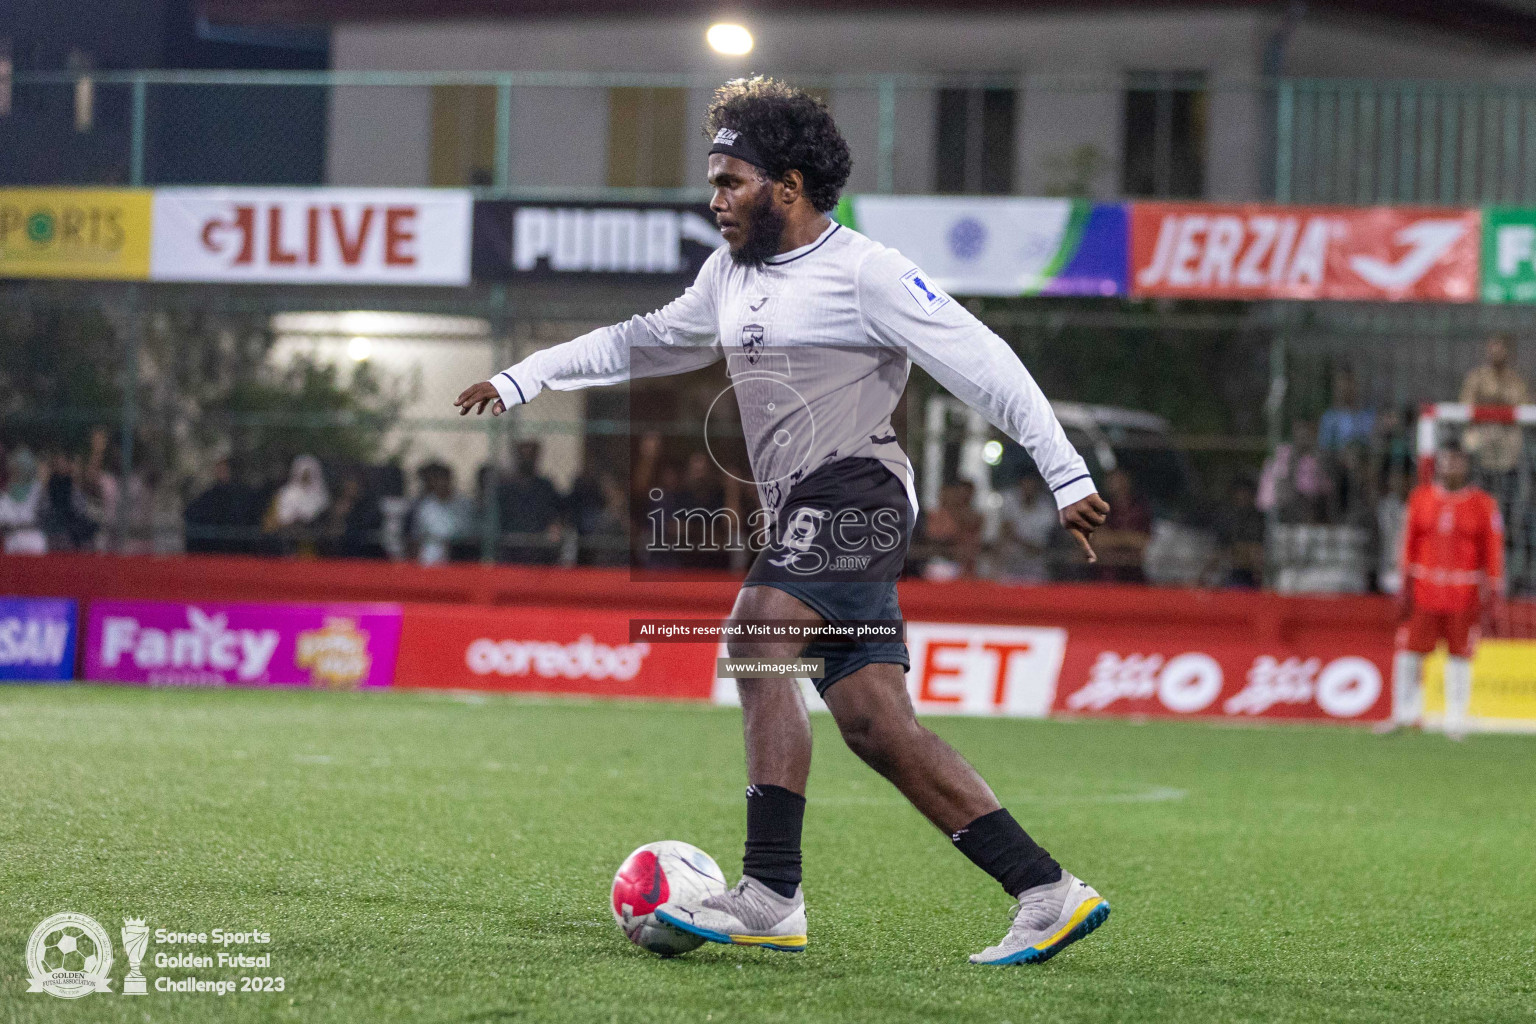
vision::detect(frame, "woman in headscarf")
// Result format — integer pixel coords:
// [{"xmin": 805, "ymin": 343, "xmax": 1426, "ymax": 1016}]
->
[
  {"xmin": 0, "ymin": 447, "xmax": 48, "ymax": 554},
  {"xmin": 272, "ymin": 455, "xmax": 331, "ymax": 528}
]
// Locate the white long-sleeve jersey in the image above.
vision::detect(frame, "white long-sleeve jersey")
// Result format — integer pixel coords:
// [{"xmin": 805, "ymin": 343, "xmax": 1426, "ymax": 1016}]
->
[{"xmin": 490, "ymin": 221, "xmax": 1095, "ymax": 515}]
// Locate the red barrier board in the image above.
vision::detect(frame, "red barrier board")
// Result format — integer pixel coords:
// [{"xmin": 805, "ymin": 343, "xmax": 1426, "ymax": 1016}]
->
[
  {"xmin": 395, "ymin": 603, "xmax": 716, "ymax": 701},
  {"xmin": 1130, "ymin": 203, "xmax": 1479, "ymax": 301},
  {"xmin": 1053, "ymin": 625, "xmax": 1390, "ymax": 722}
]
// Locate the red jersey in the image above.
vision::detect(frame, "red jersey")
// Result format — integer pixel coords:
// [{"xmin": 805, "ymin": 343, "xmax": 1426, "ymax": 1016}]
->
[{"xmin": 1401, "ymin": 483, "xmax": 1504, "ymax": 613}]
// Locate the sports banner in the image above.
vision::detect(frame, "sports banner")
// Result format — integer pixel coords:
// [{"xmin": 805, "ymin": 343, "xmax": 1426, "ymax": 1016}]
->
[
  {"xmin": 394, "ymin": 604, "xmax": 717, "ymax": 700},
  {"xmin": 836, "ymin": 196, "xmax": 1127, "ymax": 297},
  {"xmin": 472, "ymin": 200, "xmax": 721, "ymax": 281},
  {"xmin": 1480, "ymin": 207, "xmax": 1536, "ymax": 303},
  {"xmin": 0, "ymin": 598, "xmax": 78, "ymax": 682},
  {"xmin": 84, "ymin": 600, "xmax": 402, "ymax": 688},
  {"xmin": 1130, "ymin": 202, "xmax": 1479, "ymax": 302},
  {"xmin": 1052, "ymin": 627, "xmax": 1389, "ymax": 722},
  {"xmin": 0, "ymin": 189, "xmax": 151, "ymax": 280},
  {"xmin": 150, "ymin": 188, "xmax": 472, "ymax": 285}
]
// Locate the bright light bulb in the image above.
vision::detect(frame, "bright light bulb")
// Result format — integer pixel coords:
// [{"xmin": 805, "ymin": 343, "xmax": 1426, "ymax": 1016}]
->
[
  {"xmin": 982, "ymin": 440, "xmax": 1004, "ymax": 466},
  {"xmin": 348, "ymin": 336, "xmax": 372, "ymax": 362},
  {"xmin": 707, "ymin": 23, "xmax": 753, "ymax": 56}
]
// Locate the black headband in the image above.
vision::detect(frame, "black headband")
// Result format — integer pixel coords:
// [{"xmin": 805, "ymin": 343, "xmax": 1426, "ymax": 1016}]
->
[{"xmin": 708, "ymin": 127, "xmax": 770, "ymax": 172}]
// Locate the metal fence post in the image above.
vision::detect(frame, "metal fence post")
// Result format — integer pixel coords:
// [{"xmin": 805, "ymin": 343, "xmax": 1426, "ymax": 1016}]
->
[
  {"xmin": 494, "ymin": 76, "xmax": 512, "ymax": 191},
  {"xmin": 117, "ymin": 283, "xmax": 144, "ymax": 550},
  {"xmin": 876, "ymin": 76, "xmax": 896, "ymax": 194},
  {"xmin": 1275, "ymin": 79, "xmax": 1294, "ymax": 203},
  {"xmin": 481, "ymin": 284, "xmax": 509, "ymax": 564},
  {"xmin": 128, "ymin": 76, "xmax": 147, "ymax": 186}
]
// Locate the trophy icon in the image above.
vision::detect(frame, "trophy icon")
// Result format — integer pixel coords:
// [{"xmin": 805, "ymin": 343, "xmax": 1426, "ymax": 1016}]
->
[{"xmin": 120, "ymin": 918, "xmax": 149, "ymax": 995}]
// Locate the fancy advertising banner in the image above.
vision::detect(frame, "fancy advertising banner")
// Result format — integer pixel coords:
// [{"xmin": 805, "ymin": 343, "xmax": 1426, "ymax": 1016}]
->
[
  {"xmin": 836, "ymin": 195, "xmax": 1127, "ymax": 297},
  {"xmin": 150, "ymin": 188, "xmax": 473, "ymax": 285},
  {"xmin": 1130, "ymin": 202, "xmax": 1480, "ymax": 301},
  {"xmin": 84, "ymin": 600, "xmax": 402, "ymax": 688}
]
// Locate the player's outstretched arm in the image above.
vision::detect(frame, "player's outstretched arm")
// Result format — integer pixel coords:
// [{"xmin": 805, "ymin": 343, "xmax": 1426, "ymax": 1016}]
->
[
  {"xmin": 455, "ymin": 249, "xmax": 726, "ymax": 417},
  {"xmin": 857, "ymin": 249, "xmax": 1106, "ymax": 560}
]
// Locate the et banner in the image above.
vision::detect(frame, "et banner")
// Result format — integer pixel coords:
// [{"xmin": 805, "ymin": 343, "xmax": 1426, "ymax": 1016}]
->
[
  {"xmin": 0, "ymin": 188, "xmax": 152, "ymax": 280},
  {"xmin": 1130, "ymin": 202, "xmax": 1480, "ymax": 302},
  {"xmin": 84, "ymin": 600, "xmax": 403, "ymax": 688}
]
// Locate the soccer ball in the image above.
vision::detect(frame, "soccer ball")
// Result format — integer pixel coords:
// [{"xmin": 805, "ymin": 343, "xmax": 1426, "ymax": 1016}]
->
[{"xmin": 611, "ymin": 840, "xmax": 728, "ymax": 956}]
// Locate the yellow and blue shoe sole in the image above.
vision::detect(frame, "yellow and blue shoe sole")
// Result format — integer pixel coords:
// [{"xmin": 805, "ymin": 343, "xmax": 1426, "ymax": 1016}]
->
[
  {"xmin": 976, "ymin": 897, "xmax": 1111, "ymax": 966},
  {"xmin": 654, "ymin": 909, "xmax": 807, "ymax": 952}
]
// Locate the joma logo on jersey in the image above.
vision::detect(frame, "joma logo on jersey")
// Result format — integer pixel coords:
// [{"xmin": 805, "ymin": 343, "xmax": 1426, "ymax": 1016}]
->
[{"xmin": 740, "ymin": 323, "xmax": 765, "ymax": 364}]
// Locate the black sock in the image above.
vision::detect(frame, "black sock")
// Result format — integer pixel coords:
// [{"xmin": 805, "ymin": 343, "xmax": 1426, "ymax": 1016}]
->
[
  {"xmin": 950, "ymin": 808, "xmax": 1061, "ymax": 897},
  {"xmin": 742, "ymin": 783, "xmax": 805, "ymax": 898}
]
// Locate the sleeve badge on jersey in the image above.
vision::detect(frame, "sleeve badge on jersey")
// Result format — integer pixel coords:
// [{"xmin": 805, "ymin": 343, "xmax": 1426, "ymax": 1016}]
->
[{"xmin": 899, "ymin": 268, "xmax": 950, "ymax": 316}]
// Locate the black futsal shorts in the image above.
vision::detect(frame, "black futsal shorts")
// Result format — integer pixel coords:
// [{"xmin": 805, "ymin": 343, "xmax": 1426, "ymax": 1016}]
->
[{"xmin": 743, "ymin": 457, "xmax": 913, "ymax": 694}]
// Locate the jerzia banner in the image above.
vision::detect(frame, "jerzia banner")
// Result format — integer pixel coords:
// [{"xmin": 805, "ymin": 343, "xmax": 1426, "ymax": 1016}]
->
[{"xmin": 471, "ymin": 199, "xmax": 722, "ymax": 281}]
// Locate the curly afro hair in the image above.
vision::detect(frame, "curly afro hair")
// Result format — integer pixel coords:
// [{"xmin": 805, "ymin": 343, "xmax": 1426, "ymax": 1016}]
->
[{"xmin": 704, "ymin": 77, "xmax": 853, "ymax": 214}]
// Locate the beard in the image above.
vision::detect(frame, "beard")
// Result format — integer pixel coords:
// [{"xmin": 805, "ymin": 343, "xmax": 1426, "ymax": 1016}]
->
[{"xmin": 727, "ymin": 184, "xmax": 788, "ymax": 268}]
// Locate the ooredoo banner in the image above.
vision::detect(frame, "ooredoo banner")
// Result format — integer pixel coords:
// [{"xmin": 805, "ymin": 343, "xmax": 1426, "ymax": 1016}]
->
[
  {"xmin": 0, "ymin": 597, "xmax": 78, "ymax": 682},
  {"xmin": 150, "ymin": 188, "xmax": 472, "ymax": 285},
  {"xmin": 84, "ymin": 600, "xmax": 402, "ymax": 688},
  {"xmin": 837, "ymin": 196, "xmax": 1127, "ymax": 297},
  {"xmin": 1130, "ymin": 202, "xmax": 1479, "ymax": 302},
  {"xmin": 394, "ymin": 604, "xmax": 717, "ymax": 700}
]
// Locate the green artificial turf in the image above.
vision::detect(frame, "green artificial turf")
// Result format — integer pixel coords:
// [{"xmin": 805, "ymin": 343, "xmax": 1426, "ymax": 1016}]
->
[{"xmin": 1, "ymin": 684, "xmax": 1533, "ymax": 1023}]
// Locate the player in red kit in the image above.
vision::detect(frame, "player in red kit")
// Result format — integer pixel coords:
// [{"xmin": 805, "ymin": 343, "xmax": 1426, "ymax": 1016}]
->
[{"xmin": 1390, "ymin": 445, "xmax": 1504, "ymax": 738}]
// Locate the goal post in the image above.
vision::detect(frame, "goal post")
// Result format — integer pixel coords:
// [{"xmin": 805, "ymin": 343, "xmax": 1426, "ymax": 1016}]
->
[{"xmin": 1414, "ymin": 403, "xmax": 1536, "ymax": 731}]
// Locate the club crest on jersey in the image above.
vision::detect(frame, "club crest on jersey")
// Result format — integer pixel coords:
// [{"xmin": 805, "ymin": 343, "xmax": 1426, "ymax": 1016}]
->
[
  {"xmin": 900, "ymin": 268, "xmax": 950, "ymax": 315},
  {"xmin": 740, "ymin": 322, "xmax": 766, "ymax": 364}
]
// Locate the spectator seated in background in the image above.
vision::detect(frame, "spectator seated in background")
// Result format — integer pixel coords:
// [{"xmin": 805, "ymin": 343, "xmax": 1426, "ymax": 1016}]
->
[
  {"xmin": 40, "ymin": 427, "xmax": 114, "ymax": 552},
  {"xmin": 1210, "ymin": 477, "xmax": 1266, "ymax": 588},
  {"xmin": 265, "ymin": 454, "xmax": 330, "ymax": 555},
  {"xmin": 0, "ymin": 447, "xmax": 48, "ymax": 555},
  {"xmin": 410, "ymin": 462, "xmax": 465, "ymax": 566},
  {"xmin": 1460, "ymin": 333, "xmax": 1529, "ymax": 513},
  {"xmin": 185, "ymin": 458, "xmax": 263, "ymax": 555},
  {"xmin": 119, "ymin": 463, "xmax": 184, "ymax": 556},
  {"xmin": 1094, "ymin": 468, "xmax": 1151, "ymax": 583},
  {"xmin": 1258, "ymin": 418, "xmax": 1333, "ymax": 524},
  {"xmin": 993, "ymin": 472, "xmax": 1058, "ymax": 584},
  {"xmin": 497, "ymin": 441, "xmax": 564, "ymax": 564},
  {"xmin": 323, "ymin": 467, "xmax": 387, "ymax": 560},
  {"xmin": 1318, "ymin": 366, "xmax": 1376, "ymax": 451},
  {"xmin": 918, "ymin": 480, "xmax": 984, "ymax": 581}
]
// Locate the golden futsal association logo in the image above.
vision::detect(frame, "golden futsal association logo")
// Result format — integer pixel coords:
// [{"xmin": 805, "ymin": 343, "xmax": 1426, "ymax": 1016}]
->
[{"xmin": 25, "ymin": 912, "xmax": 114, "ymax": 999}]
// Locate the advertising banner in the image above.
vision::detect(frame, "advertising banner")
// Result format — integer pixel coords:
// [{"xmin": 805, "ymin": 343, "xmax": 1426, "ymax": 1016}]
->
[
  {"xmin": 150, "ymin": 188, "xmax": 472, "ymax": 285},
  {"xmin": 837, "ymin": 196, "xmax": 1127, "ymax": 297},
  {"xmin": 0, "ymin": 598, "xmax": 78, "ymax": 681},
  {"xmin": 472, "ymin": 200, "xmax": 721, "ymax": 281},
  {"xmin": 0, "ymin": 189, "xmax": 152, "ymax": 280},
  {"xmin": 84, "ymin": 600, "xmax": 402, "ymax": 688},
  {"xmin": 712, "ymin": 622, "xmax": 1068, "ymax": 718},
  {"xmin": 1481, "ymin": 207, "xmax": 1536, "ymax": 303},
  {"xmin": 394, "ymin": 604, "xmax": 717, "ymax": 700},
  {"xmin": 1052, "ymin": 627, "xmax": 1390, "ymax": 723},
  {"xmin": 1130, "ymin": 202, "xmax": 1479, "ymax": 302}
]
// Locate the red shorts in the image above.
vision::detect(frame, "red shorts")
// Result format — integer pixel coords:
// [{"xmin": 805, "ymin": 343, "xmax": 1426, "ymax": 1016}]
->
[{"xmin": 1397, "ymin": 607, "xmax": 1481, "ymax": 658}]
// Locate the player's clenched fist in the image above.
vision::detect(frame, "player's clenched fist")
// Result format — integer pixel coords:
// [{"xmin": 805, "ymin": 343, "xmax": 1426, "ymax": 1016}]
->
[
  {"xmin": 454, "ymin": 381, "xmax": 505, "ymax": 417},
  {"xmin": 1060, "ymin": 493, "xmax": 1111, "ymax": 564}
]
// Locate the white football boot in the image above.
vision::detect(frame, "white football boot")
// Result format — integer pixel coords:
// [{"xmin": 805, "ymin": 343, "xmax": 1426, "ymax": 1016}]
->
[
  {"xmin": 655, "ymin": 875, "xmax": 807, "ymax": 952},
  {"xmin": 970, "ymin": 872, "xmax": 1110, "ymax": 965}
]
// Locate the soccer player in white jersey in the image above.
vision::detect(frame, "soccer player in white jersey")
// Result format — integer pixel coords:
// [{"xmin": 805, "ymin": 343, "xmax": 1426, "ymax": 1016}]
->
[{"xmin": 456, "ymin": 78, "xmax": 1113, "ymax": 965}]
